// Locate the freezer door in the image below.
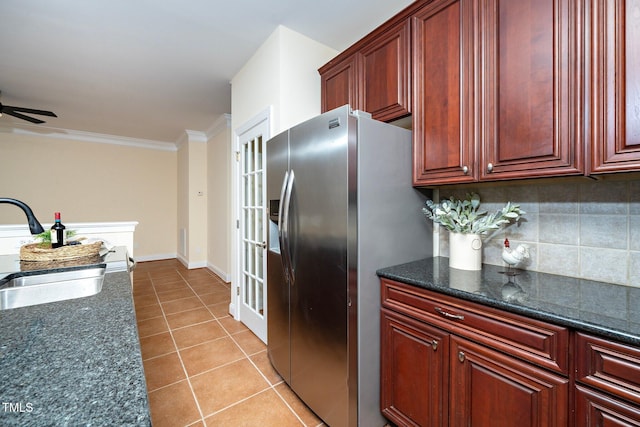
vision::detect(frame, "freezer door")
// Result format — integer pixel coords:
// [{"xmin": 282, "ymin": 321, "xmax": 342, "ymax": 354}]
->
[
  {"xmin": 288, "ymin": 105, "xmax": 353, "ymax": 427},
  {"xmin": 266, "ymin": 129, "xmax": 291, "ymax": 383}
]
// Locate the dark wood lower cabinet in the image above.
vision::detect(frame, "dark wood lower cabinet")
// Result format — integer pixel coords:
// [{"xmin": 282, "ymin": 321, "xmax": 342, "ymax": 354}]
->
[
  {"xmin": 381, "ymin": 309, "xmax": 448, "ymax": 427},
  {"xmin": 380, "ymin": 279, "xmax": 640, "ymax": 426},
  {"xmin": 380, "ymin": 306, "xmax": 568, "ymax": 426},
  {"xmin": 449, "ymin": 336, "xmax": 568, "ymax": 426},
  {"xmin": 576, "ymin": 385, "xmax": 640, "ymax": 426},
  {"xmin": 574, "ymin": 332, "xmax": 640, "ymax": 426}
]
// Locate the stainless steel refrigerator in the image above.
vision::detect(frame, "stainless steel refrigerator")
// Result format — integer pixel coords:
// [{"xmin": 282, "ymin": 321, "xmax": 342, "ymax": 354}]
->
[{"xmin": 266, "ymin": 105, "xmax": 432, "ymax": 427}]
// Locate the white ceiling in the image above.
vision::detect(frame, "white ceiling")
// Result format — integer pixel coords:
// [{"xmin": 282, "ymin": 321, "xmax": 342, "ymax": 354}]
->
[{"xmin": 0, "ymin": 0, "xmax": 413, "ymax": 145}]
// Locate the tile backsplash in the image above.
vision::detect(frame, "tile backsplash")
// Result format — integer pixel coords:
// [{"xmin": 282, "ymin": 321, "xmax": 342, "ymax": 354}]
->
[{"xmin": 435, "ymin": 178, "xmax": 640, "ymax": 287}]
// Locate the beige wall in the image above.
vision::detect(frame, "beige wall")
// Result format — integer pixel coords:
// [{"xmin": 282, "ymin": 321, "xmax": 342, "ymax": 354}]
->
[
  {"xmin": 0, "ymin": 26, "xmax": 337, "ymax": 272},
  {"xmin": 0, "ymin": 131, "xmax": 177, "ymax": 259},
  {"xmin": 231, "ymin": 25, "xmax": 337, "ymax": 135},
  {"xmin": 177, "ymin": 136, "xmax": 189, "ymax": 259},
  {"xmin": 177, "ymin": 132, "xmax": 208, "ymax": 268},
  {"xmin": 207, "ymin": 117, "xmax": 232, "ymax": 280}
]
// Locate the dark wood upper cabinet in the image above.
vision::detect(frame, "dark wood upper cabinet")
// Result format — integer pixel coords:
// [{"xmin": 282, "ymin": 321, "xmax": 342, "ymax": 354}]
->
[
  {"xmin": 320, "ymin": 0, "xmax": 640, "ymax": 184},
  {"xmin": 319, "ymin": 54, "xmax": 359, "ymax": 115},
  {"xmin": 478, "ymin": 0, "xmax": 583, "ymax": 180},
  {"xmin": 360, "ymin": 19, "xmax": 412, "ymax": 121},
  {"xmin": 412, "ymin": 0, "xmax": 475, "ymax": 184},
  {"xmin": 319, "ymin": 8, "xmax": 415, "ymax": 122},
  {"xmin": 590, "ymin": 0, "xmax": 640, "ymax": 173},
  {"xmin": 413, "ymin": 0, "xmax": 584, "ymax": 186}
]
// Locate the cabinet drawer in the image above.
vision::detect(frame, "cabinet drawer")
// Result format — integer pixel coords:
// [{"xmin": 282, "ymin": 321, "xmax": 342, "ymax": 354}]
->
[
  {"xmin": 381, "ymin": 278, "xmax": 569, "ymax": 374},
  {"xmin": 576, "ymin": 384, "xmax": 640, "ymax": 426},
  {"xmin": 576, "ymin": 332, "xmax": 640, "ymax": 405}
]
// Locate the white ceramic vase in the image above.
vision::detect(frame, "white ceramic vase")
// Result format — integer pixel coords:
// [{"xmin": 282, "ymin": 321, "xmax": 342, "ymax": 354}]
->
[{"xmin": 449, "ymin": 231, "xmax": 482, "ymax": 270}]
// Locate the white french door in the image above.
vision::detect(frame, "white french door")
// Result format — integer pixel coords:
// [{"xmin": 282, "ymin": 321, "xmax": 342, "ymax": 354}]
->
[{"xmin": 235, "ymin": 111, "xmax": 269, "ymax": 343}]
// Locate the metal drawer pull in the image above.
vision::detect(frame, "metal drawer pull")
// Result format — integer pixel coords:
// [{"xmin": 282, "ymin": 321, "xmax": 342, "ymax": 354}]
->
[
  {"xmin": 432, "ymin": 340, "xmax": 438, "ymax": 351},
  {"xmin": 434, "ymin": 307, "xmax": 465, "ymax": 321},
  {"xmin": 458, "ymin": 351, "xmax": 465, "ymax": 362}
]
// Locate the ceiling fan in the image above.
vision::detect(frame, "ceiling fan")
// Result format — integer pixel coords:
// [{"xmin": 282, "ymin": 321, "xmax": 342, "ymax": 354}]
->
[{"xmin": 0, "ymin": 91, "xmax": 57, "ymax": 124}]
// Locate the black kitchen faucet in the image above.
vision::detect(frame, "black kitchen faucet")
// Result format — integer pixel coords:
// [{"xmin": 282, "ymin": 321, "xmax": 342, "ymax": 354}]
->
[{"xmin": 0, "ymin": 198, "xmax": 44, "ymax": 234}]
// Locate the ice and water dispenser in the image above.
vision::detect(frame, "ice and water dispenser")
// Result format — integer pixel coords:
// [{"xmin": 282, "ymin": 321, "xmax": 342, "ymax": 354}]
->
[{"xmin": 268, "ymin": 199, "xmax": 280, "ymax": 253}]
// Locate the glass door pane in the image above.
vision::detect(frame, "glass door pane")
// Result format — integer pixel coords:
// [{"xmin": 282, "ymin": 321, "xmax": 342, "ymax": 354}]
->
[{"xmin": 241, "ymin": 135, "xmax": 266, "ymax": 317}]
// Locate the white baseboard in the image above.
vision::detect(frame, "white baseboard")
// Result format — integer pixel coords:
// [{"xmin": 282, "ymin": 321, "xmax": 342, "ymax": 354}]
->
[
  {"xmin": 176, "ymin": 253, "xmax": 188, "ymax": 267},
  {"xmin": 134, "ymin": 254, "xmax": 230, "ymax": 281},
  {"xmin": 228, "ymin": 302, "xmax": 238, "ymax": 319},
  {"xmin": 175, "ymin": 254, "xmax": 207, "ymax": 269},
  {"xmin": 207, "ymin": 262, "xmax": 231, "ymax": 282},
  {"xmin": 188, "ymin": 260, "xmax": 207, "ymax": 269},
  {"xmin": 135, "ymin": 253, "xmax": 177, "ymax": 262}
]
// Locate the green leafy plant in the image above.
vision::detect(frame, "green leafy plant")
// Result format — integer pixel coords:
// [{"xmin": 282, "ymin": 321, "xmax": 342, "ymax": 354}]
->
[
  {"xmin": 423, "ymin": 192, "xmax": 525, "ymax": 234},
  {"xmin": 34, "ymin": 229, "xmax": 77, "ymax": 246}
]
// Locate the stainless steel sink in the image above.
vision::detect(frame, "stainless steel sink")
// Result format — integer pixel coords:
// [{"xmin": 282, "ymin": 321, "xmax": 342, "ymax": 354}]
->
[{"xmin": 0, "ymin": 266, "xmax": 106, "ymax": 310}]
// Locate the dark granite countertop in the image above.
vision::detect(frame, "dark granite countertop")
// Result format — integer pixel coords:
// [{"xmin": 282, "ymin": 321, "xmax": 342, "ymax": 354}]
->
[
  {"xmin": 0, "ymin": 257, "xmax": 150, "ymax": 425},
  {"xmin": 377, "ymin": 257, "xmax": 640, "ymax": 347}
]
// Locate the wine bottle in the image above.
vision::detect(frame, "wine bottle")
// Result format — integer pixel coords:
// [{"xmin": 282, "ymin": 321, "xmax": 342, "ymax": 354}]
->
[{"xmin": 51, "ymin": 212, "xmax": 66, "ymax": 248}]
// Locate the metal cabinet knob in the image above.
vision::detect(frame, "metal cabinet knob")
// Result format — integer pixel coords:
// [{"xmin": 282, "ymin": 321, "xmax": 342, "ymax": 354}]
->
[
  {"xmin": 458, "ymin": 351, "xmax": 466, "ymax": 363},
  {"xmin": 462, "ymin": 165, "xmax": 469, "ymax": 174},
  {"xmin": 432, "ymin": 340, "xmax": 438, "ymax": 351},
  {"xmin": 487, "ymin": 163, "xmax": 494, "ymax": 173}
]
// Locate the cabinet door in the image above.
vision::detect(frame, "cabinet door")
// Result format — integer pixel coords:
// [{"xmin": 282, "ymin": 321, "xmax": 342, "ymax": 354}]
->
[
  {"xmin": 478, "ymin": 0, "xmax": 583, "ymax": 180},
  {"xmin": 361, "ymin": 19, "xmax": 411, "ymax": 122},
  {"xmin": 449, "ymin": 336, "xmax": 569, "ymax": 427},
  {"xmin": 381, "ymin": 309, "xmax": 449, "ymax": 427},
  {"xmin": 412, "ymin": 0, "xmax": 476, "ymax": 185},
  {"xmin": 320, "ymin": 55, "xmax": 360, "ymax": 113},
  {"xmin": 590, "ymin": 0, "xmax": 640, "ymax": 173},
  {"xmin": 576, "ymin": 385, "xmax": 640, "ymax": 426}
]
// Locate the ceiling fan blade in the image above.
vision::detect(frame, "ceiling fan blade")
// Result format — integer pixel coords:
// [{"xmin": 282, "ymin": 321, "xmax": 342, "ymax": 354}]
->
[
  {"xmin": 3, "ymin": 110, "xmax": 46, "ymax": 124},
  {"xmin": 3, "ymin": 105, "xmax": 57, "ymax": 117}
]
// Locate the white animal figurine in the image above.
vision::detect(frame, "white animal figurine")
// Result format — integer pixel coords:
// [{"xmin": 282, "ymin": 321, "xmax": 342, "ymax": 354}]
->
[{"xmin": 502, "ymin": 238, "xmax": 530, "ymax": 270}]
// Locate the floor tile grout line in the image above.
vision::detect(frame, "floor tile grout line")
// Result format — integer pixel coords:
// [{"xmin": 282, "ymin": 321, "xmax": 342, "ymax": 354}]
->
[
  {"xmin": 175, "ymin": 266, "xmax": 262, "ymax": 426},
  {"xmin": 175, "ymin": 268, "xmax": 298, "ymax": 424},
  {"xmin": 270, "ymin": 384, "xmax": 313, "ymax": 427},
  {"xmin": 210, "ymin": 298, "xmax": 310, "ymax": 425},
  {"xmin": 136, "ymin": 262, "xmax": 316, "ymax": 426},
  {"xmin": 137, "ymin": 310, "xmax": 237, "ymax": 345},
  {"xmin": 203, "ymin": 387, "xmax": 297, "ymax": 422},
  {"xmin": 148, "ymin": 272, "xmax": 207, "ymax": 425},
  {"xmin": 175, "ymin": 268, "xmax": 246, "ymax": 424},
  {"xmin": 159, "ymin": 265, "xmax": 249, "ymax": 425},
  {"xmin": 140, "ymin": 334, "xmax": 237, "ymax": 362}
]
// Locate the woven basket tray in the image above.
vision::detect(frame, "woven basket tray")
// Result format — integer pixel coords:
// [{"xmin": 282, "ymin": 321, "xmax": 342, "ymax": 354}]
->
[{"xmin": 20, "ymin": 241, "xmax": 103, "ymax": 262}]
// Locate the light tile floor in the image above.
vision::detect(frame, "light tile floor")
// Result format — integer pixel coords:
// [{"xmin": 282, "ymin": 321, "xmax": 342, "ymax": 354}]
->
[{"xmin": 132, "ymin": 259, "xmax": 325, "ymax": 427}]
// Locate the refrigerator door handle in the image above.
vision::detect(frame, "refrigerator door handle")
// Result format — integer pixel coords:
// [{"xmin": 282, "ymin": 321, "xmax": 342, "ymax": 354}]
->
[
  {"xmin": 277, "ymin": 171, "xmax": 289, "ymax": 236},
  {"xmin": 277, "ymin": 171, "xmax": 290, "ymax": 281},
  {"xmin": 281, "ymin": 169, "xmax": 295, "ymax": 285}
]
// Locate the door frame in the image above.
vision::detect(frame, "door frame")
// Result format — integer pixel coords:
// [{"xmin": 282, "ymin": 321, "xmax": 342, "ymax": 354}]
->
[{"xmin": 230, "ymin": 106, "xmax": 271, "ymax": 341}]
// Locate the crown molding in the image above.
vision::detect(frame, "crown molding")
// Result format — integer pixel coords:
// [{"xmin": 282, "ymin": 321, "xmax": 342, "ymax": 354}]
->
[
  {"xmin": 206, "ymin": 114, "xmax": 232, "ymax": 139},
  {"xmin": 0, "ymin": 123, "xmax": 178, "ymax": 151},
  {"xmin": 176, "ymin": 129, "xmax": 208, "ymax": 149},
  {"xmin": 0, "ymin": 114, "xmax": 232, "ymax": 151}
]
